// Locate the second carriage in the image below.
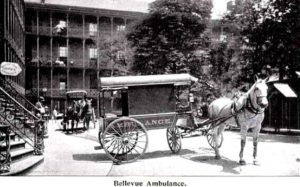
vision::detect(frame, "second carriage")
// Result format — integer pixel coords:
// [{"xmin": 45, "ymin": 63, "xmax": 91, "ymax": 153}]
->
[
  {"xmin": 61, "ymin": 90, "xmax": 96, "ymax": 132},
  {"xmin": 97, "ymin": 74, "xmax": 225, "ymax": 163}
]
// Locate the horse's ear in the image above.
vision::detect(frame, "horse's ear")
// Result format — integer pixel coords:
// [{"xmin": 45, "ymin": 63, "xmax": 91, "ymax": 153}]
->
[{"xmin": 264, "ymin": 76, "xmax": 270, "ymax": 83}]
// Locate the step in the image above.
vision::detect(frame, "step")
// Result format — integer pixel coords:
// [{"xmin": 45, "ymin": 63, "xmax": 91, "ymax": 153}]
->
[
  {"xmin": 0, "ymin": 139, "xmax": 26, "ymax": 150},
  {"xmin": 0, "ymin": 155, "xmax": 44, "ymax": 176},
  {"xmin": 11, "ymin": 147, "xmax": 34, "ymax": 161},
  {"xmin": 10, "ymin": 140, "xmax": 26, "ymax": 150}
]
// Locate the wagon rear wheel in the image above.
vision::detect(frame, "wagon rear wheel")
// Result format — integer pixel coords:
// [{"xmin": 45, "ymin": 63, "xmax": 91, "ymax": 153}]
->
[
  {"xmin": 102, "ymin": 117, "xmax": 148, "ymax": 163},
  {"xmin": 206, "ymin": 130, "xmax": 223, "ymax": 149},
  {"xmin": 166, "ymin": 126, "xmax": 182, "ymax": 154}
]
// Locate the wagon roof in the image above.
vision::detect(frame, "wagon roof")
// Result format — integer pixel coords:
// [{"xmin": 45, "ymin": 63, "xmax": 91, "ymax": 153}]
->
[
  {"xmin": 66, "ymin": 90, "xmax": 87, "ymax": 97},
  {"xmin": 100, "ymin": 74, "xmax": 198, "ymax": 88}
]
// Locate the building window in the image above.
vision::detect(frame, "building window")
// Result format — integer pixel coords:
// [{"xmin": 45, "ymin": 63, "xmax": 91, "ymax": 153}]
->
[
  {"xmin": 59, "ymin": 81, "xmax": 66, "ymax": 91},
  {"xmin": 117, "ymin": 25, "xmax": 126, "ymax": 31},
  {"xmin": 59, "ymin": 47, "xmax": 67, "ymax": 57},
  {"xmin": 89, "ymin": 48, "xmax": 98, "ymax": 59},
  {"xmin": 89, "ymin": 23, "xmax": 97, "ymax": 36}
]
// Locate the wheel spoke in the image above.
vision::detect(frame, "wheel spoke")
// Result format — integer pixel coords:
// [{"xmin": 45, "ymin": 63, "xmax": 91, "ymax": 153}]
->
[
  {"xmin": 116, "ymin": 122, "xmax": 123, "ymax": 134},
  {"xmin": 103, "ymin": 117, "xmax": 148, "ymax": 163}
]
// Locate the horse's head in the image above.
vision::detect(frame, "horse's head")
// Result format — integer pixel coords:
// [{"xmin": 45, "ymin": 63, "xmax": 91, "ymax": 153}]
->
[{"xmin": 251, "ymin": 77, "xmax": 269, "ymax": 109}]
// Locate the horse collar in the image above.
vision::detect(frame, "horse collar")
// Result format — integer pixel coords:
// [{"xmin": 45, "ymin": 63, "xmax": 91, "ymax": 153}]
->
[{"xmin": 246, "ymin": 97, "xmax": 265, "ymax": 115}]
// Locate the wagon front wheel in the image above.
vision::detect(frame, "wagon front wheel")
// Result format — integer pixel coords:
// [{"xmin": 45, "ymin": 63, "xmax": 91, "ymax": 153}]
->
[
  {"xmin": 167, "ymin": 126, "xmax": 182, "ymax": 154},
  {"xmin": 102, "ymin": 117, "xmax": 148, "ymax": 164},
  {"xmin": 206, "ymin": 130, "xmax": 223, "ymax": 149}
]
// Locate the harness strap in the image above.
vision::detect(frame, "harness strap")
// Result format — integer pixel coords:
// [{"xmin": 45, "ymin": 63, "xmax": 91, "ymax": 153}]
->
[
  {"xmin": 234, "ymin": 115, "xmax": 241, "ymax": 127},
  {"xmin": 246, "ymin": 97, "xmax": 265, "ymax": 115}
]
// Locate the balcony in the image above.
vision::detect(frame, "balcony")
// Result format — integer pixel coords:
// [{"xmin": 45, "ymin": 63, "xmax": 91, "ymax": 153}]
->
[
  {"xmin": 26, "ymin": 57, "xmax": 40, "ymax": 67},
  {"xmin": 25, "ymin": 26, "xmax": 114, "ymax": 38},
  {"xmin": 69, "ymin": 58, "xmax": 84, "ymax": 69},
  {"xmin": 26, "ymin": 26, "xmax": 37, "ymax": 34},
  {"xmin": 39, "ymin": 26, "xmax": 52, "ymax": 36},
  {"xmin": 39, "ymin": 57, "xmax": 52, "ymax": 67},
  {"xmin": 68, "ymin": 27, "xmax": 84, "ymax": 38},
  {"xmin": 25, "ymin": 88, "xmax": 98, "ymax": 98},
  {"xmin": 86, "ymin": 89, "xmax": 99, "ymax": 98},
  {"xmin": 86, "ymin": 59, "xmax": 98, "ymax": 69},
  {"xmin": 53, "ymin": 57, "xmax": 67, "ymax": 68}
]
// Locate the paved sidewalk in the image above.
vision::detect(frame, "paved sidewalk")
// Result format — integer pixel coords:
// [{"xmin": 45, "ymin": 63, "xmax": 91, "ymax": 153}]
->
[{"xmin": 26, "ymin": 120, "xmax": 113, "ymax": 176}]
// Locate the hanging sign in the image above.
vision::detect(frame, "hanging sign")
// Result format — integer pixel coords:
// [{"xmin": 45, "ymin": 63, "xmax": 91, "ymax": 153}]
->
[{"xmin": 0, "ymin": 62, "xmax": 22, "ymax": 76}]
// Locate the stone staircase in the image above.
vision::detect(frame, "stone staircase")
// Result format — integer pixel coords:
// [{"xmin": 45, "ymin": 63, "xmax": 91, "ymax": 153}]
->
[
  {"xmin": 0, "ymin": 132, "xmax": 44, "ymax": 176},
  {"xmin": 0, "ymin": 77, "xmax": 45, "ymax": 176}
]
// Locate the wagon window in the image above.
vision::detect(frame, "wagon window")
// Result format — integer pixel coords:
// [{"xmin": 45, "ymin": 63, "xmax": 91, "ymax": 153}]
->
[
  {"xmin": 101, "ymin": 90, "xmax": 128, "ymax": 116},
  {"xmin": 128, "ymin": 84, "xmax": 176, "ymax": 115}
]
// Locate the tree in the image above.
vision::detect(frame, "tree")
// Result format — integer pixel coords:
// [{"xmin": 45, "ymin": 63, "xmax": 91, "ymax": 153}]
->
[
  {"xmin": 223, "ymin": 0, "xmax": 300, "ymax": 82},
  {"xmin": 99, "ymin": 32, "xmax": 134, "ymax": 76},
  {"xmin": 127, "ymin": 0, "xmax": 213, "ymax": 75}
]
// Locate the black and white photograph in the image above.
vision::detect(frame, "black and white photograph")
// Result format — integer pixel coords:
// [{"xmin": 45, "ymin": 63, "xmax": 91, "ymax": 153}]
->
[{"xmin": 0, "ymin": 0, "xmax": 299, "ymax": 185}]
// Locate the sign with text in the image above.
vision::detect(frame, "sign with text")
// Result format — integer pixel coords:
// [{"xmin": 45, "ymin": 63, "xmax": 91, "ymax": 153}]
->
[{"xmin": 0, "ymin": 62, "xmax": 22, "ymax": 76}]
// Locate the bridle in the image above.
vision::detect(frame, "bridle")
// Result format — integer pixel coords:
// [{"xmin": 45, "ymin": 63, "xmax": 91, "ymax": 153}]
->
[{"xmin": 245, "ymin": 84, "xmax": 268, "ymax": 115}]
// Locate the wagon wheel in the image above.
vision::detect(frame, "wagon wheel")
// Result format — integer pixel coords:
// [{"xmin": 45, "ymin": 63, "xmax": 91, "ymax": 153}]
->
[
  {"xmin": 206, "ymin": 130, "xmax": 223, "ymax": 149},
  {"xmin": 102, "ymin": 117, "xmax": 148, "ymax": 164},
  {"xmin": 166, "ymin": 126, "xmax": 182, "ymax": 154}
]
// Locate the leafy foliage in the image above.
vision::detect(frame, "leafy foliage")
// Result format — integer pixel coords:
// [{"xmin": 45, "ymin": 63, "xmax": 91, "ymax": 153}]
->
[
  {"xmin": 99, "ymin": 33, "xmax": 134, "ymax": 76},
  {"xmin": 223, "ymin": 0, "xmax": 300, "ymax": 82},
  {"xmin": 127, "ymin": 0, "xmax": 213, "ymax": 75}
]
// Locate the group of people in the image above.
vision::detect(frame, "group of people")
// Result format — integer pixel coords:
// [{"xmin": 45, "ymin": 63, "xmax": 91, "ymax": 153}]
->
[{"xmin": 34, "ymin": 96, "xmax": 95, "ymax": 133}]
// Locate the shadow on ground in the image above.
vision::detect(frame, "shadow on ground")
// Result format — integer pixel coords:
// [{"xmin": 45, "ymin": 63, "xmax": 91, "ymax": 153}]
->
[
  {"xmin": 78, "ymin": 149, "xmax": 197, "ymax": 163},
  {"xmin": 180, "ymin": 147, "xmax": 241, "ymax": 174},
  {"xmin": 73, "ymin": 153, "xmax": 111, "ymax": 162},
  {"xmin": 141, "ymin": 149, "xmax": 197, "ymax": 160}
]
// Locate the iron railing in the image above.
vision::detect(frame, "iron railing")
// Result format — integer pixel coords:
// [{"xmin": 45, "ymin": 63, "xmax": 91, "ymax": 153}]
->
[{"xmin": 0, "ymin": 124, "xmax": 11, "ymax": 173}]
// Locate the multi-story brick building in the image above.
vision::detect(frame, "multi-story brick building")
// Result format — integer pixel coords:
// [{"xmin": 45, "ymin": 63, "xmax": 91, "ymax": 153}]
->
[
  {"xmin": 0, "ymin": 0, "xmax": 26, "ymax": 94},
  {"xmin": 24, "ymin": 0, "xmax": 147, "ymax": 114}
]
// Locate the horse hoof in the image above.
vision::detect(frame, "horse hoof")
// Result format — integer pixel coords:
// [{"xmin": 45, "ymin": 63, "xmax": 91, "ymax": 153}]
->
[
  {"xmin": 253, "ymin": 160, "xmax": 260, "ymax": 165},
  {"xmin": 215, "ymin": 155, "xmax": 221, "ymax": 160},
  {"xmin": 239, "ymin": 160, "xmax": 246, "ymax": 165}
]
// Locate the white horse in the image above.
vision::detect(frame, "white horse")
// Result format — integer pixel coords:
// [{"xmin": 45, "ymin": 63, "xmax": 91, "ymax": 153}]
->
[{"xmin": 208, "ymin": 77, "xmax": 269, "ymax": 165}]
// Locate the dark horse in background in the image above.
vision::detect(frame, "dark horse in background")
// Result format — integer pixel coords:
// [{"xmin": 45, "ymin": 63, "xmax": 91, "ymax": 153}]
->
[
  {"xmin": 80, "ymin": 99, "xmax": 93, "ymax": 130},
  {"xmin": 62, "ymin": 100, "xmax": 80, "ymax": 133},
  {"xmin": 61, "ymin": 99, "xmax": 93, "ymax": 132}
]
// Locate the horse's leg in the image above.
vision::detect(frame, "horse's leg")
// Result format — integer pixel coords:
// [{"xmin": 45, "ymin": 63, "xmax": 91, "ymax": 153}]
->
[
  {"xmin": 76, "ymin": 118, "xmax": 79, "ymax": 129},
  {"xmin": 239, "ymin": 126, "xmax": 247, "ymax": 165},
  {"xmin": 83, "ymin": 117, "xmax": 86, "ymax": 130},
  {"xmin": 212, "ymin": 123, "xmax": 220, "ymax": 159},
  {"xmin": 253, "ymin": 136, "xmax": 258, "ymax": 165},
  {"xmin": 252, "ymin": 125, "xmax": 261, "ymax": 165},
  {"xmin": 213, "ymin": 123, "xmax": 225, "ymax": 159},
  {"xmin": 86, "ymin": 115, "xmax": 91, "ymax": 130},
  {"xmin": 71, "ymin": 119, "xmax": 74, "ymax": 133}
]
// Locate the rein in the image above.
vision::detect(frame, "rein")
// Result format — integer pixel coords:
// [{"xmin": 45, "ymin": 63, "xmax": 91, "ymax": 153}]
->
[
  {"xmin": 230, "ymin": 93, "xmax": 265, "ymax": 126},
  {"xmin": 245, "ymin": 94, "xmax": 265, "ymax": 115}
]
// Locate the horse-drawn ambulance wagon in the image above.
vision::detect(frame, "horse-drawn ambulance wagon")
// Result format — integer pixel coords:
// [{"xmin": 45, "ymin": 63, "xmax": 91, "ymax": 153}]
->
[{"xmin": 97, "ymin": 74, "xmax": 226, "ymax": 164}]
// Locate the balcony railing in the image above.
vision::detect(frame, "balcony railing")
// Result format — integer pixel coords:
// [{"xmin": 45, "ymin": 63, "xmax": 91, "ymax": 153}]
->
[
  {"xmin": 39, "ymin": 26, "xmax": 52, "ymax": 36},
  {"xmin": 26, "ymin": 26, "xmax": 113, "ymax": 38},
  {"xmin": 68, "ymin": 27, "xmax": 83, "ymax": 38},
  {"xmin": 69, "ymin": 58, "xmax": 83, "ymax": 68},
  {"xmin": 26, "ymin": 88, "xmax": 99, "ymax": 98},
  {"xmin": 87, "ymin": 59, "xmax": 98, "ymax": 69}
]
